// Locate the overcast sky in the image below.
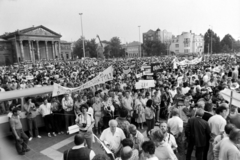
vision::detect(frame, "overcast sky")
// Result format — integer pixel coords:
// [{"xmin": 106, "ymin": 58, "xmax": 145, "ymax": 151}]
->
[{"xmin": 0, "ymin": 0, "xmax": 240, "ymax": 43}]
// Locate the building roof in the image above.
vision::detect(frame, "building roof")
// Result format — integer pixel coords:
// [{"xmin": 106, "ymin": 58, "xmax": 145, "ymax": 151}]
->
[
  {"xmin": 127, "ymin": 41, "xmax": 141, "ymax": 46},
  {"xmin": 0, "ymin": 25, "xmax": 62, "ymax": 39}
]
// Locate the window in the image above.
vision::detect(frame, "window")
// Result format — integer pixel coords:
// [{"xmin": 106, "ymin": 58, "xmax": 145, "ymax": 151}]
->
[
  {"xmin": 184, "ymin": 43, "xmax": 190, "ymax": 47},
  {"xmin": 175, "ymin": 50, "xmax": 179, "ymax": 53},
  {"xmin": 175, "ymin": 44, "xmax": 179, "ymax": 48},
  {"xmin": 184, "ymin": 49, "xmax": 189, "ymax": 53}
]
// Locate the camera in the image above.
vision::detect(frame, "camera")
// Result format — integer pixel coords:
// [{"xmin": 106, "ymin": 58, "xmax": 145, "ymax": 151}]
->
[{"xmin": 82, "ymin": 123, "xmax": 87, "ymax": 128}]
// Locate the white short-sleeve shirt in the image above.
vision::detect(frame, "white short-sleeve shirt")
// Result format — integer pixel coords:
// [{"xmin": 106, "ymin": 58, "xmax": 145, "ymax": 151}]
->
[
  {"xmin": 208, "ymin": 114, "xmax": 226, "ymax": 138},
  {"xmin": 167, "ymin": 116, "xmax": 183, "ymax": 136},
  {"xmin": 100, "ymin": 127, "xmax": 126, "ymax": 152}
]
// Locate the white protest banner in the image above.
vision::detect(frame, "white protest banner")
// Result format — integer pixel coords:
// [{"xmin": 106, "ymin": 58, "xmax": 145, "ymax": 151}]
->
[
  {"xmin": 143, "ymin": 72, "xmax": 154, "ymax": 76},
  {"xmin": 135, "ymin": 80, "xmax": 155, "ymax": 89},
  {"xmin": 52, "ymin": 83, "xmax": 74, "ymax": 97},
  {"xmin": 136, "ymin": 73, "xmax": 143, "ymax": 78},
  {"xmin": 52, "ymin": 66, "xmax": 114, "ymax": 96},
  {"xmin": 94, "ymin": 135, "xmax": 115, "ymax": 159}
]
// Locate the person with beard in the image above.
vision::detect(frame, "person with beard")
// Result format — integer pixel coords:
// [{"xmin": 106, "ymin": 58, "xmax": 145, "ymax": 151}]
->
[{"xmin": 159, "ymin": 122, "xmax": 177, "ymax": 151}]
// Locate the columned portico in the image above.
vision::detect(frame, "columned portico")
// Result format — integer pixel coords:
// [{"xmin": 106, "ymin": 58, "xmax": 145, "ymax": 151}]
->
[
  {"xmin": 45, "ymin": 41, "xmax": 49, "ymax": 60},
  {"xmin": 28, "ymin": 40, "xmax": 33, "ymax": 62},
  {"xmin": 51, "ymin": 41, "xmax": 55, "ymax": 60},
  {"xmin": 36, "ymin": 41, "xmax": 40, "ymax": 61},
  {"xmin": 19, "ymin": 40, "xmax": 25, "ymax": 61}
]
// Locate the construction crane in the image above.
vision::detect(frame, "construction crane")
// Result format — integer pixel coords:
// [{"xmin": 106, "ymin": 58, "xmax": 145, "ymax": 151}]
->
[{"xmin": 96, "ymin": 35, "xmax": 105, "ymax": 59}]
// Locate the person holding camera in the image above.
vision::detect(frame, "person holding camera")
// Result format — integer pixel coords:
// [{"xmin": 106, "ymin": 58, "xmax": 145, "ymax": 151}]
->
[
  {"xmin": 76, "ymin": 104, "xmax": 95, "ymax": 149},
  {"xmin": 23, "ymin": 97, "xmax": 41, "ymax": 141}
]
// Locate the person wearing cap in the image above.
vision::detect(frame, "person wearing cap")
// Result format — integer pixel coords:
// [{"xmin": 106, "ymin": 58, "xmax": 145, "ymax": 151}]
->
[
  {"xmin": 10, "ymin": 107, "xmax": 30, "ymax": 155},
  {"xmin": 185, "ymin": 108, "xmax": 211, "ymax": 160},
  {"xmin": 63, "ymin": 134, "xmax": 95, "ymax": 160},
  {"xmin": 75, "ymin": 104, "xmax": 95, "ymax": 149},
  {"xmin": 23, "ymin": 97, "xmax": 41, "ymax": 141}
]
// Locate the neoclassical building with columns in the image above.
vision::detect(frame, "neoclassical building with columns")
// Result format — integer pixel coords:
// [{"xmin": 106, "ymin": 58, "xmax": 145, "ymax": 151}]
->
[{"xmin": 0, "ymin": 25, "xmax": 72, "ymax": 65}]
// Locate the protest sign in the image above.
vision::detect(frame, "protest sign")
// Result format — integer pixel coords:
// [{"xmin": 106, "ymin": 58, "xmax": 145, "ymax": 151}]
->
[
  {"xmin": 52, "ymin": 66, "xmax": 114, "ymax": 96},
  {"xmin": 135, "ymin": 80, "xmax": 155, "ymax": 89},
  {"xmin": 151, "ymin": 63, "xmax": 161, "ymax": 73}
]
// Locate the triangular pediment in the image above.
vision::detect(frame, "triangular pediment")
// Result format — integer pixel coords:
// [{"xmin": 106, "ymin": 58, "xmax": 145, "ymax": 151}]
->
[{"xmin": 22, "ymin": 25, "xmax": 61, "ymax": 37}]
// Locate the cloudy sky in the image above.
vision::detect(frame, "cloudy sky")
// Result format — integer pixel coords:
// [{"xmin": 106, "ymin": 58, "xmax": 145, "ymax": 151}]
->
[{"xmin": 0, "ymin": 0, "xmax": 240, "ymax": 43}]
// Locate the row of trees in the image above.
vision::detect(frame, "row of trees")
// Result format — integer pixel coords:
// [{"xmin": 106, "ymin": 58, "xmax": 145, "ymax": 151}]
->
[
  {"xmin": 204, "ymin": 29, "xmax": 240, "ymax": 53},
  {"xmin": 73, "ymin": 29, "xmax": 240, "ymax": 59},
  {"xmin": 73, "ymin": 37, "xmax": 126, "ymax": 59}
]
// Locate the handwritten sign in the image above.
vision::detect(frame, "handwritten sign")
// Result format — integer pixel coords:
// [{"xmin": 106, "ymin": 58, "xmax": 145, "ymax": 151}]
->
[{"xmin": 135, "ymin": 80, "xmax": 155, "ymax": 89}]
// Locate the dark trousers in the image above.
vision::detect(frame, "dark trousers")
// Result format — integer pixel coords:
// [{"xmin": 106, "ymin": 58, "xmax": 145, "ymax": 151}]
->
[
  {"xmin": 175, "ymin": 133, "xmax": 185, "ymax": 160},
  {"xmin": 186, "ymin": 142, "xmax": 205, "ymax": 160},
  {"xmin": 64, "ymin": 110, "xmax": 75, "ymax": 131},
  {"xmin": 15, "ymin": 129, "xmax": 28, "ymax": 154},
  {"xmin": 53, "ymin": 111, "xmax": 64, "ymax": 133},
  {"xmin": 43, "ymin": 114, "xmax": 55, "ymax": 133},
  {"xmin": 146, "ymin": 118, "xmax": 154, "ymax": 136},
  {"xmin": 26, "ymin": 117, "xmax": 39, "ymax": 137}
]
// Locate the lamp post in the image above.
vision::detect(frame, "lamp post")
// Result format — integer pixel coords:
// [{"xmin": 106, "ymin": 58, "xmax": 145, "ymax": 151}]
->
[
  {"xmin": 79, "ymin": 13, "xmax": 86, "ymax": 58},
  {"xmin": 209, "ymin": 25, "xmax": 213, "ymax": 55},
  {"xmin": 138, "ymin": 26, "xmax": 141, "ymax": 57}
]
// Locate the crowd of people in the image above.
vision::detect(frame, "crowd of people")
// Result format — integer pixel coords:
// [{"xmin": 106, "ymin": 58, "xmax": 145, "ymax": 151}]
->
[{"xmin": 4, "ymin": 54, "xmax": 240, "ymax": 160}]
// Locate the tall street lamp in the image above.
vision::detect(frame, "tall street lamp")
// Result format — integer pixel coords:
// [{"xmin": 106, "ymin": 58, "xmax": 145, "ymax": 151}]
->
[
  {"xmin": 138, "ymin": 26, "xmax": 141, "ymax": 57},
  {"xmin": 79, "ymin": 13, "xmax": 86, "ymax": 58}
]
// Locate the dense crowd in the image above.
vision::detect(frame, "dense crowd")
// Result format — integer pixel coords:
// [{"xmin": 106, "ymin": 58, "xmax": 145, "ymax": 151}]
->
[{"xmin": 5, "ymin": 54, "xmax": 240, "ymax": 160}]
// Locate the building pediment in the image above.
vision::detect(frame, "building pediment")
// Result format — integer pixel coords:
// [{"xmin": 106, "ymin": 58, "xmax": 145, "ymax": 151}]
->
[
  {"xmin": 22, "ymin": 25, "xmax": 61, "ymax": 37},
  {"xmin": 0, "ymin": 25, "xmax": 62, "ymax": 40}
]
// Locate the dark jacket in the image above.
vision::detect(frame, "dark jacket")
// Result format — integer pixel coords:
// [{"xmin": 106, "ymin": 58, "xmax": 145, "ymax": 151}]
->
[{"xmin": 185, "ymin": 116, "xmax": 211, "ymax": 147}]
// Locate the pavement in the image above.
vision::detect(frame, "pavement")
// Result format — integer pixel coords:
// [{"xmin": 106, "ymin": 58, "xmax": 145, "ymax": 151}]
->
[{"xmin": 0, "ymin": 126, "xmax": 196, "ymax": 160}]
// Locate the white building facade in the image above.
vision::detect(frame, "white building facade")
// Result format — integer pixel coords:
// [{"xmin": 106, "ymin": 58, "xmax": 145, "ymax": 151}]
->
[
  {"xmin": 125, "ymin": 41, "xmax": 141, "ymax": 58},
  {"xmin": 169, "ymin": 31, "xmax": 204, "ymax": 55}
]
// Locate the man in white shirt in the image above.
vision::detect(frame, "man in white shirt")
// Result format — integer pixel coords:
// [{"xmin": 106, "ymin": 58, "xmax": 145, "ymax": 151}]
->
[
  {"xmin": 167, "ymin": 108, "xmax": 184, "ymax": 160},
  {"xmin": 38, "ymin": 98, "xmax": 56, "ymax": 137},
  {"xmin": 62, "ymin": 94, "xmax": 74, "ymax": 134},
  {"xmin": 207, "ymin": 106, "xmax": 227, "ymax": 160},
  {"xmin": 100, "ymin": 120, "xmax": 126, "ymax": 154}
]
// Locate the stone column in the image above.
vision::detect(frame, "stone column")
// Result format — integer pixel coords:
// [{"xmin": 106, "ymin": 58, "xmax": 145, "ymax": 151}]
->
[
  {"xmin": 58, "ymin": 41, "xmax": 61, "ymax": 60},
  {"xmin": 45, "ymin": 41, "xmax": 49, "ymax": 60},
  {"xmin": 19, "ymin": 40, "xmax": 25, "ymax": 61},
  {"xmin": 36, "ymin": 41, "xmax": 40, "ymax": 61},
  {"xmin": 51, "ymin": 41, "xmax": 55, "ymax": 60},
  {"xmin": 28, "ymin": 40, "xmax": 33, "ymax": 62}
]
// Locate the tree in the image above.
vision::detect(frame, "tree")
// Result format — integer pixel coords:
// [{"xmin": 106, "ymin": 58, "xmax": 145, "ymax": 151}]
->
[
  {"xmin": 73, "ymin": 38, "xmax": 98, "ymax": 58},
  {"xmin": 109, "ymin": 37, "xmax": 122, "ymax": 58},
  {"xmin": 204, "ymin": 29, "xmax": 221, "ymax": 53},
  {"xmin": 73, "ymin": 38, "xmax": 84, "ymax": 58},
  {"xmin": 142, "ymin": 40, "xmax": 167, "ymax": 56},
  {"xmin": 86, "ymin": 39, "xmax": 98, "ymax": 57},
  {"xmin": 221, "ymin": 34, "xmax": 234, "ymax": 53}
]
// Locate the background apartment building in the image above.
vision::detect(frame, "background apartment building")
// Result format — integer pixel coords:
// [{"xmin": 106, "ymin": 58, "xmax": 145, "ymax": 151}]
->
[
  {"xmin": 169, "ymin": 31, "xmax": 204, "ymax": 55},
  {"xmin": 142, "ymin": 28, "xmax": 172, "ymax": 44}
]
